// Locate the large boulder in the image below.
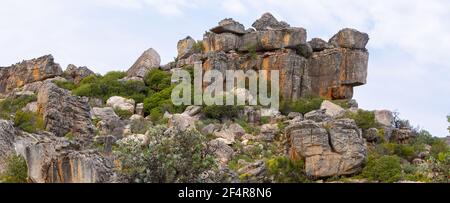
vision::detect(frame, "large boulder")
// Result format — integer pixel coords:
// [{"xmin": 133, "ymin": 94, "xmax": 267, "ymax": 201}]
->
[
  {"xmin": 0, "ymin": 120, "xmax": 16, "ymax": 174},
  {"xmin": 320, "ymin": 100, "xmax": 345, "ymax": 117},
  {"xmin": 252, "ymin": 13, "xmax": 290, "ymax": 31},
  {"xmin": 37, "ymin": 82, "xmax": 95, "ymax": 139},
  {"xmin": 287, "ymin": 119, "xmax": 366, "ymax": 178},
  {"xmin": 374, "ymin": 110, "xmax": 394, "ymax": 127},
  {"xmin": 64, "ymin": 64, "xmax": 95, "ymax": 84},
  {"xmin": 208, "ymin": 138, "xmax": 234, "ymax": 164},
  {"xmin": 329, "ymin": 28, "xmax": 369, "ymax": 50},
  {"xmin": 167, "ymin": 114, "xmax": 196, "ymax": 132},
  {"xmin": 177, "ymin": 36, "xmax": 196, "ymax": 59},
  {"xmin": 106, "ymin": 96, "xmax": 135, "ymax": 114},
  {"xmin": 0, "ymin": 55, "xmax": 62, "ymax": 96},
  {"xmin": 25, "ymin": 140, "xmax": 113, "ymax": 183},
  {"xmin": 239, "ymin": 28, "xmax": 307, "ymax": 52},
  {"xmin": 309, "ymin": 38, "xmax": 334, "ymax": 52},
  {"xmin": 307, "ymin": 48, "xmax": 368, "ymax": 99},
  {"xmin": 211, "ymin": 18, "xmax": 246, "ymax": 35},
  {"xmin": 203, "ymin": 32, "xmax": 242, "ymax": 53},
  {"xmin": 126, "ymin": 48, "xmax": 161, "ymax": 78}
]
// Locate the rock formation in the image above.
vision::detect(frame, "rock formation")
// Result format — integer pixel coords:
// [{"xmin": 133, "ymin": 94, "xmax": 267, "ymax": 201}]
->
[
  {"xmin": 0, "ymin": 120, "xmax": 16, "ymax": 174},
  {"xmin": 167, "ymin": 13, "xmax": 369, "ymax": 101},
  {"xmin": 126, "ymin": 48, "xmax": 161, "ymax": 79},
  {"xmin": 37, "ymin": 82, "xmax": 95, "ymax": 140},
  {"xmin": 64, "ymin": 64, "xmax": 95, "ymax": 84},
  {"xmin": 0, "ymin": 55, "xmax": 62, "ymax": 97}
]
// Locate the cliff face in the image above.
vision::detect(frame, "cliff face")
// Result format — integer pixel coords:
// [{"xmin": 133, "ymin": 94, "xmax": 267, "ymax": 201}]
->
[
  {"xmin": 0, "ymin": 55, "xmax": 62, "ymax": 97},
  {"xmin": 170, "ymin": 13, "xmax": 369, "ymax": 101}
]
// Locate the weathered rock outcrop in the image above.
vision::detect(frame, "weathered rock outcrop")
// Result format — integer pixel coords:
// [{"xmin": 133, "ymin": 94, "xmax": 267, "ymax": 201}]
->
[
  {"xmin": 0, "ymin": 55, "xmax": 62, "ymax": 97},
  {"xmin": 25, "ymin": 139, "xmax": 113, "ymax": 183},
  {"xmin": 126, "ymin": 48, "xmax": 161, "ymax": 79},
  {"xmin": 170, "ymin": 13, "xmax": 369, "ymax": 101},
  {"xmin": 287, "ymin": 119, "xmax": 366, "ymax": 178},
  {"xmin": 37, "ymin": 83, "xmax": 95, "ymax": 139},
  {"xmin": 64, "ymin": 64, "xmax": 95, "ymax": 84},
  {"xmin": 0, "ymin": 120, "xmax": 16, "ymax": 174}
]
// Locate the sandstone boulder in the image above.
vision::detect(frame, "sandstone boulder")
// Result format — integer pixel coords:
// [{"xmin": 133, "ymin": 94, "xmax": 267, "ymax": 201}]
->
[
  {"xmin": 203, "ymin": 32, "xmax": 242, "ymax": 53},
  {"xmin": 309, "ymin": 38, "xmax": 334, "ymax": 52},
  {"xmin": 329, "ymin": 28, "xmax": 369, "ymax": 50},
  {"xmin": 304, "ymin": 109, "xmax": 331, "ymax": 122},
  {"xmin": 208, "ymin": 138, "xmax": 234, "ymax": 164},
  {"xmin": 126, "ymin": 48, "xmax": 161, "ymax": 78},
  {"xmin": 177, "ymin": 36, "xmax": 196, "ymax": 59},
  {"xmin": 167, "ymin": 114, "xmax": 196, "ymax": 132},
  {"xmin": 252, "ymin": 13, "xmax": 290, "ymax": 31},
  {"xmin": 374, "ymin": 110, "xmax": 394, "ymax": 127},
  {"xmin": 320, "ymin": 100, "xmax": 345, "ymax": 117},
  {"xmin": 0, "ymin": 55, "xmax": 62, "ymax": 96},
  {"xmin": 25, "ymin": 140, "xmax": 113, "ymax": 183},
  {"xmin": 37, "ymin": 83, "xmax": 95, "ymax": 139},
  {"xmin": 64, "ymin": 64, "xmax": 95, "ymax": 84},
  {"xmin": 287, "ymin": 119, "xmax": 366, "ymax": 178},
  {"xmin": 211, "ymin": 18, "xmax": 246, "ymax": 35},
  {"xmin": 106, "ymin": 96, "xmax": 135, "ymax": 114}
]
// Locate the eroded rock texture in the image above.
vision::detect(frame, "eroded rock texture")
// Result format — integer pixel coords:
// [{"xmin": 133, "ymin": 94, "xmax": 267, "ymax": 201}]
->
[
  {"xmin": 0, "ymin": 55, "xmax": 62, "ymax": 97},
  {"xmin": 286, "ymin": 119, "xmax": 366, "ymax": 178},
  {"xmin": 0, "ymin": 120, "xmax": 16, "ymax": 174},
  {"xmin": 37, "ymin": 83, "xmax": 95, "ymax": 139},
  {"xmin": 170, "ymin": 13, "xmax": 369, "ymax": 101}
]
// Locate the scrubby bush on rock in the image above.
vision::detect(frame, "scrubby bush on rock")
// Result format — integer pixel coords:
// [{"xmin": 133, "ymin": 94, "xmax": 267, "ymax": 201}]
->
[
  {"xmin": 266, "ymin": 156, "xmax": 309, "ymax": 183},
  {"xmin": 0, "ymin": 95, "xmax": 37, "ymax": 119},
  {"xmin": 0, "ymin": 155, "xmax": 28, "ymax": 183},
  {"xmin": 361, "ymin": 155, "xmax": 402, "ymax": 183},
  {"xmin": 115, "ymin": 125, "xmax": 216, "ymax": 183},
  {"xmin": 14, "ymin": 111, "xmax": 44, "ymax": 133},
  {"xmin": 280, "ymin": 95, "xmax": 323, "ymax": 114}
]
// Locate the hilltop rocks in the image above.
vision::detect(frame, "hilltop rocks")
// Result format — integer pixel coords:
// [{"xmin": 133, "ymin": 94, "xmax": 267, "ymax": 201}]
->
[
  {"xmin": 106, "ymin": 96, "xmax": 135, "ymax": 114},
  {"xmin": 252, "ymin": 13, "xmax": 290, "ymax": 31},
  {"xmin": 308, "ymin": 48, "xmax": 368, "ymax": 99},
  {"xmin": 177, "ymin": 36, "xmax": 197, "ymax": 59},
  {"xmin": 37, "ymin": 83, "xmax": 95, "ymax": 139},
  {"xmin": 329, "ymin": 28, "xmax": 369, "ymax": 50},
  {"xmin": 309, "ymin": 38, "xmax": 334, "ymax": 52},
  {"xmin": 0, "ymin": 120, "xmax": 16, "ymax": 174},
  {"xmin": 287, "ymin": 119, "xmax": 366, "ymax": 178},
  {"xmin": 64, "ymin": 64, "xmax": 95, "ymax": 84},
  {"xmin": 211, "ymin": 18, "xmax": 246, "ymax": 35},
  {"xmin": 0, "ymin": 55, "xmax": 62, "ymax": 97},
  {"xmin": 126, "ymin": 48, "xmax": 161, "ymax": 79},
  {"xmin": 25, "ymin": 140, "xmax": 113, "ymax": 183},
  {"xmin": 374, "ymin": 110, "xmax": 394, "ymax": 127}
]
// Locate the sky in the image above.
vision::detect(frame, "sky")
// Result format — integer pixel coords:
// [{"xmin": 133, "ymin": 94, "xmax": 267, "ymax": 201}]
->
[{"xmin": 0, "ymin": 0, "xmax": 449, "ymax": 137}]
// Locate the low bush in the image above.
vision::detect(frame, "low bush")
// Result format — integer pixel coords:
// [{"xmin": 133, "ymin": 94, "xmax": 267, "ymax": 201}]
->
[
  {"xmin": 0, "ymin": 155, "xmax": 28, "ymax": 183},
  {"xmin": 114, "ymin": 108, "xmax": 133, "ymax": 120},
  {"xmin": 361, "ymin": 155, "xmax": 402, "ymax": 183},
  {"xmin": 345, "ymin": 109, "xmax": 379, "ymax": 130},
  {"xmin": 280, "ymin": 95, "xmax": 323, "ymax": 114},
  {"xmin": 0, "ymin": 95, "xmax": 37, "ymax": 119},
  {"xmin": 115, "ymin": 126, "xmax": 216, "ymax": 183},
  {"xmin": 266, "ymin": 156, "xmax": 309, "ymax": 183},
  {"xmin": 14, "ymin": 111, "xmax": 44, "ymax": 133},
  {"xmin": 202, "ymin": 105, "xmax": 243, "ymax": 119}
]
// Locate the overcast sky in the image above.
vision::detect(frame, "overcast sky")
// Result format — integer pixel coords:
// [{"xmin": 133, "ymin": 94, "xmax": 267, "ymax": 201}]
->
[{"xmin": 0, "ymin": 0, "xmax": 449, "ymax": 137}]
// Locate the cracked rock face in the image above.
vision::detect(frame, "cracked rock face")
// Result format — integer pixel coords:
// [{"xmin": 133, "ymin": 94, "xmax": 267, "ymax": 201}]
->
[
  {"xmin": 25, "ymin": 139, "xmax": 113, "ymax": 183},
  {"xmin": 0, "ymin": 55, "xmax": 62, "ymax": 97},
  {"xmin": 126, "ymin": 48, "xmax": 161, "ymax": 79},
  {"xmin": 287, "ymin": 119, "xmax": 366, "ymax": 178},
  {"xmin": 37, "ymin": 82, "xmax": 95, "ymax": 139}
]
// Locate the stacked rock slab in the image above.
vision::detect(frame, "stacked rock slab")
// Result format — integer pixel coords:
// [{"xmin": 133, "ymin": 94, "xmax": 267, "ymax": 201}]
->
[
  {"xmin": 0, "ymin": 55, "xmax": 62, "ymax": 97},
  {"xmin": 286, "ymin": 119, "xmax": 366, "ymax": 178},
  {"xmin": 172, "ymin": 13, "xmax": 369, "ymax": 101}
]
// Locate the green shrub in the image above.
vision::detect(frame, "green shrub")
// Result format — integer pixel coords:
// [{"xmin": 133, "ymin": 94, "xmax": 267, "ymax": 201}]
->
[
  {"xmin": 115, "ymin": 125, "xmax": 216, "ymax": 183},
  {"xmin": 65, "ymin": 132, "xmax": 74, "ymax": 141},
  {"xmin": 0, "ymin": 155, "xmax": 28, "ymax": 183},
  {"xmin": 0, "ymin": 95, "xmax": 37, "ymax": 119},
  {"xmin": 202, "ymin": 105, "xmax": 243, "ymax": 119},
  {"xmin": 375, "ymin": 143, "xmax": 416, "ymax": 161},
  {"xmin": 72, "ymin": 71, "xmax": 147, "ymax": 103},
  {"xmin": 331, "ymin": 99, "xmax": 350, "ymax": 109},
  {"xmin": 114, "ymin": 108, "xmax": 133, "ymax": 120},
  {"xmin": 14, "ymin": 111, "xmax": 44, "ymax": 133},
  {"xmin": 54, "ymin": 80, "xmax": 76, "ymax": 90},
  {"xmin": 280, "ymin": 95, "xmax": 323, "ymax": 114},
  {"xmin": 345, "ymin": 109, "xmax": 379, "ymax": 130},
  {"xmin": 260, "ymin": 116, "xmax": 270, "ymax": 124},
  {"xmin": 266, "ymin": 156, "xmax": 309, "ymax": 183},
  {"xmin": 144, "ymin": 69, "xmax": 171, "ymax": 92},
  {"xmin": 361, "ymin": 155, "xmax": 402, "ymax": 183},
  {"xmin": 143, "ymin": 85, "xmax": 185, "ymax": 121}
]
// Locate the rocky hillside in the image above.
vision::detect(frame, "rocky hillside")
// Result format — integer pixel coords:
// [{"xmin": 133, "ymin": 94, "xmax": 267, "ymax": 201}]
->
[{"xmin": 0, "ymin": 13, "xmax": 448, "ymax": 183}]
